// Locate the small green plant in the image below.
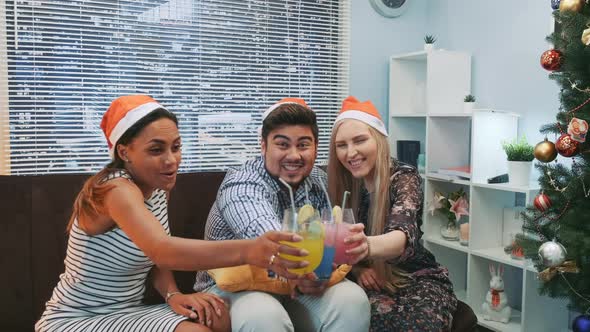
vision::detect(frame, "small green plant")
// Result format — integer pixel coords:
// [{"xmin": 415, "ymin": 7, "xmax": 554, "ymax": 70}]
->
[
  {"xmin": 424, "ymin": 34, "xmax": 437, "ymax": 44},
  {"xmin": 501, "ymin": 136, "xmax": 535, "ymax": 161},
  {"xmin": 464, "ymin": 94, "xmax": 476, "ymax": 102}
]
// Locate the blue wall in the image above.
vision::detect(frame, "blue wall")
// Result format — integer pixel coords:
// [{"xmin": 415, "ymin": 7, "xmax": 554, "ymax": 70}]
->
[{"xmin": 351, "ymin": 0, "xmax": 559, "ymax": 143}]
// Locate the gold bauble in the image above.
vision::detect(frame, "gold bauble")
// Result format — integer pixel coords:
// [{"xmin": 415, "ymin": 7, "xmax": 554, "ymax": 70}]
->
[
  {"xmin": 559, "ymin": 0, "xmax": 585, "ymax": 13},
  {"xmin": 582, "ymin": 28, "xmax": 590, "ymax": 45},
  {"xmin": 534, "ymin": 138, "xmax": 558, "ymax": 163}
]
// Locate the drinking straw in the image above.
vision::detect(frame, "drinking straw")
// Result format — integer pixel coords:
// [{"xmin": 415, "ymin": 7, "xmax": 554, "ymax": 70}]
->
[
  {"xmin": 318, "ymin": 178, "xmax": 333, "ymax": 211},
  {"xmin": 278, "ymin": 178, "xmax": 296, "ymax": 220},
  {"xmin": 342, "ymin": 190, "xmax": 350, "ymax": 209}
]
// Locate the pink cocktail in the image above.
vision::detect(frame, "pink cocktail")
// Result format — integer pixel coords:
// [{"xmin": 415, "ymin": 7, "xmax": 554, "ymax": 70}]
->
[
  {"xmin": 332, "ymin": 223, "xmax": 356, "ymax": 264},
  {"xmin": 332, "ymin": 208, "xmax": 362, "ymax": 264}
]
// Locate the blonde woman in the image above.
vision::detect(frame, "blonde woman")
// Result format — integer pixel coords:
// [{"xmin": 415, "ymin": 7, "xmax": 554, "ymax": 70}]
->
[{"xmin": 328, "ymin": 96, "xmax": 457, "ymax": 331}]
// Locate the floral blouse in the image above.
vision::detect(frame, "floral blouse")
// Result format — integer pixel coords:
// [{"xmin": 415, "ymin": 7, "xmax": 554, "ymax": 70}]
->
[{"xmin": 358, "ymin": 160, "xmax": 452, "ymax": 284}]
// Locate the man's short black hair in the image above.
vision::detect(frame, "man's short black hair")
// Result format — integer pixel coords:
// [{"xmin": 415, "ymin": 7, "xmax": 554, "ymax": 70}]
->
[{"xmin": 261, "ymin": 104, "xmax": 319, "ymax": 142}]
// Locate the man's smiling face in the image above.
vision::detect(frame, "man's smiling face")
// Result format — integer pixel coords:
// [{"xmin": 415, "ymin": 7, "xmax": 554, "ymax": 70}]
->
[{"xmin": 261, "ymin": 124, "xmax": 317, "ymax": 190}]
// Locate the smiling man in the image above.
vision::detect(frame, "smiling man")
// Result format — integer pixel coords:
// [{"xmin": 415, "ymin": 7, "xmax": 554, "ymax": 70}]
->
[{"xmin": 194, "ymin": 98, "xmax": 370, "ymax": 332}]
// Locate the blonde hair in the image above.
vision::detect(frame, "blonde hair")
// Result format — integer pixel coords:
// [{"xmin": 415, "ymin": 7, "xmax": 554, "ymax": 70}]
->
[{"xmin": 327, "ymin": 120, "xmax": 408, "ymax": 293}]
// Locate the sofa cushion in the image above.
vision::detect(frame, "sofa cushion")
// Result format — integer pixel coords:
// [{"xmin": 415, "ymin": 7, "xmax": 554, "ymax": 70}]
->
[{"xmin": 0, "ymin": 172, "xmax": 225, "ymax": 332}]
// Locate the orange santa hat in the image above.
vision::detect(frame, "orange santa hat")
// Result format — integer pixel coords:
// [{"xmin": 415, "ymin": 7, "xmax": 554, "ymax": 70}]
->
[
  {"xmin": 100, "ymin": 95, "xmax": 168, "ymax": 158},
  {"xmin": 261, "ymin": 97, "xmax": 310, "ymax": 121},
  {"xmin": 334, "ymin": 96, "xmax": 388, "ymax": 136}
]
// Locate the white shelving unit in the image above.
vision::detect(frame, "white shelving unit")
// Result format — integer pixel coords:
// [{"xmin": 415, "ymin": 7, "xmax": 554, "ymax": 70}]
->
[{"xmin": 388, "ymin": 50, "xmax": 570, "ymax": 331}]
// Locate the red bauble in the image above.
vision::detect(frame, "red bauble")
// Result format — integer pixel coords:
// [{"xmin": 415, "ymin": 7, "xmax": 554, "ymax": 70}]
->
[
  {"xmin": 556, "ymin": 133, "xmax": 579, "ymax": 157},
  {"xmin": 540, "ymin": 49, "xmax": 563, "ymax": 71},
  {"xmin": 534, "ymin": 193, "xmax": 552, "ymax": 212}
]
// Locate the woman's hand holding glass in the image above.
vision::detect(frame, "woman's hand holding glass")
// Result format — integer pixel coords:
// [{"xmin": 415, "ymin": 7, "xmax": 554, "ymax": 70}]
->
[
  {"xmin": 343, "ymin": 223, "xmax": 369, "ymax": 264},
  {"xmin": 332, "ymin": 208, "xmax": 369, "ymax": 265},
  {"xmin": 249, "ymin": 230, "xmax": 309, "ymax": 279}
]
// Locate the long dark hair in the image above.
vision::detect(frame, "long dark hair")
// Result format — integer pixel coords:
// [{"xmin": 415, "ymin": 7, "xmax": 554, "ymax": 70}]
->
[{"xmin": 67, "ymin": 108, "xmax": 178, "ymax": 231}]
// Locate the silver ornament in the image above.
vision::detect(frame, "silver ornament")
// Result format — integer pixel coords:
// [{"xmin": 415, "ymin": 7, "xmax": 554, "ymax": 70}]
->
[
  {"xmin": 582, "ymin": 27, "xmax": 590, "ymax": 45},
  {"xmin": 538, "ymin": 240, "xmax": 567, "ymax": 268}
]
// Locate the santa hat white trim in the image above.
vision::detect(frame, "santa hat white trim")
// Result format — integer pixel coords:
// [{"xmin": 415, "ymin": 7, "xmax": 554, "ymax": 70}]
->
[
  {"xmin": 108, "ymin": 101, "xmax": 166, "ymax": 158},
  {"xmin": 335, "ymin": 110, "xmax": 388, "ymax": 137},
  {"xmin": 262, "ymin": 101, "xmax": 302, "ymax": 121}
]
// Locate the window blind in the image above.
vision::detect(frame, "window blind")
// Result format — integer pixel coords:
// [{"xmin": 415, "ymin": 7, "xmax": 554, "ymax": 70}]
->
[{"xmin": 0, "ymin": 0, "xmax": 350, "ymax": 175}]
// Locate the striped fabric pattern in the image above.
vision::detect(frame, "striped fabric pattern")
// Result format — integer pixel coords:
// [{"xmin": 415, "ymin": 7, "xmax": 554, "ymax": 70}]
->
[
  {"xmin": 35, "ymin": 170, "xmax": 186, "ymax": 332},
  {"xmin": 194, "ymin": 157, "xmax": 330, "ymax": 292}
]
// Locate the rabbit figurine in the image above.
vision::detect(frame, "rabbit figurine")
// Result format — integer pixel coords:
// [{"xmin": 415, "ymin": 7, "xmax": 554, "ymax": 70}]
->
[{"xmin": 482, "ymin": 264, "xmax": 511, "ymax": 323}]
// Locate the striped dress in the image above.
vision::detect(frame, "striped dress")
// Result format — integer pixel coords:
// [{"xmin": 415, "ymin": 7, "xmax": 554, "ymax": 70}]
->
[{"xmin": 35, "ymin": 171, "xmax": 187, "ymax": 332}]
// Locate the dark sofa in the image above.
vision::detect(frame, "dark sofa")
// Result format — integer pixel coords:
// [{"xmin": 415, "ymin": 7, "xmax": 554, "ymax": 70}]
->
[{"xmin": 0, "ymin": 172, "xmax": 476, "ymax": 332}]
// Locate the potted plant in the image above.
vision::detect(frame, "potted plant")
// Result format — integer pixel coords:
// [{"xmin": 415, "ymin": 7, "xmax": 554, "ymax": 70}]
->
[
  {"xmin": 501, "ymin": 136, "xmax": 534, "ymax": 186},
  {"xmin": 428, "ymin": 188, "xmax": 469, "ymax": 242},
  {"xmin": 464, "ymin": 94, "xmax": 476, "ymax": 113},
  {"xmin": 424, "ymin": 34, "xmax": 436, "ymax": 52}
]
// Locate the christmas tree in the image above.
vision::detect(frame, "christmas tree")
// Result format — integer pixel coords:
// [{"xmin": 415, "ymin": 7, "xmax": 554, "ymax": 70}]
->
[{"xmin": 517, "ymin": 0, "xmax": 590, "ymax": 327}]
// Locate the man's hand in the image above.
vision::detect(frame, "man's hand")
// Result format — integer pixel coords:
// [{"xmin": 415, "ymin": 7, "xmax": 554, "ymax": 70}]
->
[{"xmin": 290, "ymin": 273, "xmax": 329, "ymax": 298}]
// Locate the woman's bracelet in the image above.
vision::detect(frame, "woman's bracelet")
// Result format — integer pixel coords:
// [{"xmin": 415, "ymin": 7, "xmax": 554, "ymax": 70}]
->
[
  {"xmin": 366, "ymin": 237, "xmax": 372, "ymax": 258},
  {"xmin": 165, "ymin": 291, "xmax": 182, "ymax": 304}
]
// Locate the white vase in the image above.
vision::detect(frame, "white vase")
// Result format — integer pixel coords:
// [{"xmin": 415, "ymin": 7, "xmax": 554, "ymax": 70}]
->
[
  {"xmin": 507, "ymin": 161, "xmax": 532, "ymax": 186},
  {"xmin": 464, "ymin": 102, "xmax": 474, "ymax": 113},
  {"xmin": 424, "ymin": 43, "xmax": 434, "ymax": 52}
]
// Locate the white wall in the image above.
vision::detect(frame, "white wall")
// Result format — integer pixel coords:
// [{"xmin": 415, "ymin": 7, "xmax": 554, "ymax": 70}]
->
[
  {"xmin": 350, "ymin": 0, "xmax": 559, "ymax": 143},
  {"xmin": 426, "ymin": 0, "xmax": 559, "ymax": 142},
  {"xmin": 349, "ymin": 0, "xmax": 428, "ymax": 120}
]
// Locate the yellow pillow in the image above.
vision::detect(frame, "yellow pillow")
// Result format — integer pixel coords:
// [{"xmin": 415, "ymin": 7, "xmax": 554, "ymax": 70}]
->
[{"xmin": 208, "ymin": 264, "xmax": 352, "ymax": 295}]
